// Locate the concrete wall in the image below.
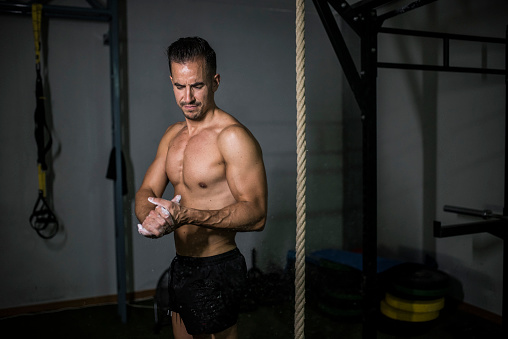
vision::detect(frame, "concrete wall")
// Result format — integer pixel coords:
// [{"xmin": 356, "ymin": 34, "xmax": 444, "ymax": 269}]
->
[{"xmin": 0, "ymin": 0, "xmax": 342, "ymax": 310}]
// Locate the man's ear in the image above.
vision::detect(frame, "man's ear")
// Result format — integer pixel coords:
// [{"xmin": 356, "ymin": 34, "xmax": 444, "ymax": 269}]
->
[{"xmin": 213, "ymin": 74, "xmax": 220, "ymax": 92}]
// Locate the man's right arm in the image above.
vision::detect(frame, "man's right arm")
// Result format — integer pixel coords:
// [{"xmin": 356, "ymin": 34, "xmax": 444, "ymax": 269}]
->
[{"xmin": 135, "ymin": 124, "xmax": 180, "ymax": 224}]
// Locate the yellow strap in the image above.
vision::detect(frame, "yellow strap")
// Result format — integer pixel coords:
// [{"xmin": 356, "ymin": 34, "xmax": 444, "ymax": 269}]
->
[
  {"xmin": 33, "ymin": 4, "xmax": 45, "ymax": 196},
  {"xmin": 32, "ymin": 4, "xmax": 43, "ymax": 65},
  {"xmin": 38, "ymin": 164, "xmax": 46, "ymax": 197}
]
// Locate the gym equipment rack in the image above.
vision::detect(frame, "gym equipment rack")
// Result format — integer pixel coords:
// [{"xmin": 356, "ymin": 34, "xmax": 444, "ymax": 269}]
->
[
  {"xmin": 0, "ymin": 0, "xmax": 127, "ymax": 323},
  {"xmin": 312, "ymin": 0, "xmax": 507, "ymax": 338}
]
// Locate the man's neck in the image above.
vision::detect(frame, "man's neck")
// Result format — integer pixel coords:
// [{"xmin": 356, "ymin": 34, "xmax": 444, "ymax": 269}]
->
[{"xmin": 185, "ymin": 106, "xmax": 218, "ymax": 135}]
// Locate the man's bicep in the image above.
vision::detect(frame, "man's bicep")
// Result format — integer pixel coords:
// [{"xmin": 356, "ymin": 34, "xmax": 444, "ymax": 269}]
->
[
  {"xmin": 135, "ymin": 156, "xmax": 168, "ymax": 223},
  {"xmin": 139, "ymin": 158, "xmax": 169, "ymax": 198},
  {"xmin": 138, "ymin": 127, "xmax": 175, "ymax": 197},
  {"xmin": 220, "ymin": 126, "xmax": 267, "ymax": 204}
]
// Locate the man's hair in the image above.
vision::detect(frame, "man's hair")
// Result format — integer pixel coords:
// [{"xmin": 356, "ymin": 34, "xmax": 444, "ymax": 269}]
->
[{"xmin": 166, "ymin": 37, "xmax": 217, "ymax": 78}]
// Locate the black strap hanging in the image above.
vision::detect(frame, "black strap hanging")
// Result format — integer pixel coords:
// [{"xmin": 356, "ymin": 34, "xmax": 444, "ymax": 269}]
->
[
  {"xmin": 34, "ymin": 62, "xmax": 52, "ymax": 171},
  {"xmin": 29, "ymin": 3, "xmax": 58, "ymax": 239}
]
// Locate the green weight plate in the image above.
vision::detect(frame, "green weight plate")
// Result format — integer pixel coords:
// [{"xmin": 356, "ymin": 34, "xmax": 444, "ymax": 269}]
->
[
  {"xmin": 318, "ymin": 302, "xmax": 363, "ymax": 317},
  {"xmin": 307, "ymin": 262, "xmax": 361, "ymax": 290},
  {"xmin": 389, "ymin": 283, "xmax": 448, "ymax": 300}
]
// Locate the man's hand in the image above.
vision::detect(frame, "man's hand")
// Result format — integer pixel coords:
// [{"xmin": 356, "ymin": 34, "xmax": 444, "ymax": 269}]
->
[{"xmin": 137, "ymin": 195, "xmax": 181, "ymax": 238}]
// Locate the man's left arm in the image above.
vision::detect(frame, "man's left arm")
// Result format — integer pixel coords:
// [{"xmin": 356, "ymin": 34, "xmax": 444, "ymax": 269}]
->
[{"xmin": 151, "ymin": 124, "xmax": 267, "ymax": 233}]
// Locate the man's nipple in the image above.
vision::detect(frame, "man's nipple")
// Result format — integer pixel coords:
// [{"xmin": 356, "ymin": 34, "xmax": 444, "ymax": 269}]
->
[{"xmin": 198, "ymin": 182, "xmax": 208, "ymax": 189}]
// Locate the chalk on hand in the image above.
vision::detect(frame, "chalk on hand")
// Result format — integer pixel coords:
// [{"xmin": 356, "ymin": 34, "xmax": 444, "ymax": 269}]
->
[
  {"xmin": 137, "ymin": 224, "xmax": 153, "ymax": 236},
  {"xmin": 160, "ymin": 207, "xmax": 170, "ymax": 218},
  {"xmin": 148, "ymin": 195, "xmax": 181, "ymax": 206},
  {"xmin": 147, "ymin": 196, "xmax": 180, "ymax": 220}
]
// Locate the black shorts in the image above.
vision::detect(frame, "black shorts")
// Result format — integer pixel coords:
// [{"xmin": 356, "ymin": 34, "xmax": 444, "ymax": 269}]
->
[{"xmin": 168, "ymin": 248, "xmax": 247, "ymax": 335}]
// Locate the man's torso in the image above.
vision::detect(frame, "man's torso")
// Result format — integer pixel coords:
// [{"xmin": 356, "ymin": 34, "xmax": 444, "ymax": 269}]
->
[{"xmin": 166, "ymin": 111, "xmax": 239, "ymax": 256}]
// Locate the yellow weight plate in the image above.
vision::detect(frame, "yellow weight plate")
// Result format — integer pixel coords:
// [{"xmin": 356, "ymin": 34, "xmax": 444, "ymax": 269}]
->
[
  {"xmin": 380, "ymin": 300, "xmax": 439, "ymax": 322},
  {"xmin": 385, "ymin": 293, "xmax": 444, "ymax": 313}
]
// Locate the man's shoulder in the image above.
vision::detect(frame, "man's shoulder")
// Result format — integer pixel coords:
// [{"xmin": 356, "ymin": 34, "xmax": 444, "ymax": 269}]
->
[
  {"xmin": 217, "ymin": 119, "xmax": 250, "ymax": 140},
  {"xmin": 158, "ymin": 121, "xmax": 187, "ymax": 148},
  {"xmin": 217, "ymin": 117, "xmax": 260, "ymax": 151},
  {"xmin": 165, "ymin": 121, "xmax": 187, "ymax": 137},
  {"xmin": 168, "ymin": 121, "xmax": 187, "ymax": 132}
]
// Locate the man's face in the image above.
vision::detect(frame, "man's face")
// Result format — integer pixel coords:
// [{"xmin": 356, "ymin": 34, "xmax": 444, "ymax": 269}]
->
[{"xmin": 170, "ymin": 58, "xmax": 219, "ymax": 121}]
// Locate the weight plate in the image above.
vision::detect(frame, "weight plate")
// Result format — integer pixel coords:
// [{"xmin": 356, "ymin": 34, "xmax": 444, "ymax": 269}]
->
[
  {"xmin": 318, "ymin": 302, "xmax": 363, "ymax": 317},
  {"xmin": 321, "ymin": 288, "xmax": 363, "ymax": 301},
  {"xmin": 383, "ymin": 263, "xmax": 449, "ymax": 290},
  {"xmin": 307, "ymin": 262, "xmax": 362, "ymax": 290},
  {"xmin": 380, "ymin": 300, "xmax": 440, "ymax": 322},
  {"xmin": 388, "ymin": 283, "xmax": 448, "ymax": 300},
  {"xmin": 385, "ymin": 293, "xmax": 444, "ymax": 313},
  {"xmin": 317, "ymin": 288, "xmax": 362, "ymax": 310}
]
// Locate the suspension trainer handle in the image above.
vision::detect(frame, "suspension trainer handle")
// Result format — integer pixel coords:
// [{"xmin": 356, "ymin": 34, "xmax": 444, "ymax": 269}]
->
[
  {"xmin": 30, "ymin": 3, "xmax": 58, "ymax": 239},
  {"xmin": 30, "ymin": 190, "xmax": 59, "ymax": 239}
]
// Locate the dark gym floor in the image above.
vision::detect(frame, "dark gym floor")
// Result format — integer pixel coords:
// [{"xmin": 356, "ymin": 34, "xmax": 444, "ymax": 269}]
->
[
  {"xmin": 1, "ymin": 257, "xmax": 504, "ymax": 339},
  {"xmin": 0, "ymin": 296, "xmax": 503, "ymax": 339}
]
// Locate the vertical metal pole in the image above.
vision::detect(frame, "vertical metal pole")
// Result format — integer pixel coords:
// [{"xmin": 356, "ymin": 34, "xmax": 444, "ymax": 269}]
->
[
  {"xmin": 361, "ymin": 15, "xmax": 378, "ymax": 339},
  {"xmin": 504, "ymin": 26, "xmax": 508, "ymax": 219},
  {"xmin": 443, "ymin": 38, "xmax": 449, "ymax": 68},
  {"xmin": 502, "ymin": 24, "xmax": 508, "ymax": 336},
  {"xmin": 109, "ymin": 0, "xmax": 127, "ymax": 323}
]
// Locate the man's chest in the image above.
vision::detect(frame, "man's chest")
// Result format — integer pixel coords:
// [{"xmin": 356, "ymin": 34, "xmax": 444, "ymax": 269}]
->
[{"xmin": 166, "ymin": 131, "xmax": 225, "ymax": 189}]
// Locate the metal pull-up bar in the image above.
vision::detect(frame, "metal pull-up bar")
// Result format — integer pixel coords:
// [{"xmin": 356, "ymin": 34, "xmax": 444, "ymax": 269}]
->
[
  {"xmin": 0, "ymin": 1, "xmax": 110, "ymax": 21},
  {"xmin": 378, "ymin": 27, "xmax": 506, "ymax": 75}
]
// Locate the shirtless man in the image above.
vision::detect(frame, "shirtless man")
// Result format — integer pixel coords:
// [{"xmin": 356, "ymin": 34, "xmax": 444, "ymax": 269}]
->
[{"xmin": 135, "ymin": 37, "xmax": 267, "ymax": 339}]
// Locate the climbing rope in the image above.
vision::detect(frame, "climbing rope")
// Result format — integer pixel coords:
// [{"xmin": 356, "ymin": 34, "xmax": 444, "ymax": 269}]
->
[{"xmin": 295, "ymin": 0, "xmax": 306, "ymax": 338}]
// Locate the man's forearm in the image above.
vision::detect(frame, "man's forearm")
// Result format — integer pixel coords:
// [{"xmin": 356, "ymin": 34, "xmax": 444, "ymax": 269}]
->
[
  {"xmin": 135, "ymin": 188, "xmax": 157, "ymax": 223},
  {"xmin": 162, "ymin": 199, "xmax": 266, "ymax": 232}
]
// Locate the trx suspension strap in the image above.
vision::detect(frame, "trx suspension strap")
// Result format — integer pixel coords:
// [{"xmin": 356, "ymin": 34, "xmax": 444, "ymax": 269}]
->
[{"xmin": 29, "ymin": 3, "xmax": 58, "ymax": 239}]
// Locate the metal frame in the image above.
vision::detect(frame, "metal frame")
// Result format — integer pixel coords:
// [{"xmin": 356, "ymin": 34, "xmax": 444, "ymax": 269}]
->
[
  {"xmin": 312, "ymin": 0, "xmax": 507, "ymax": 337},
  {"xmin": 0, "ymin": 0, "xmax": 127, "ymax": 323}
]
